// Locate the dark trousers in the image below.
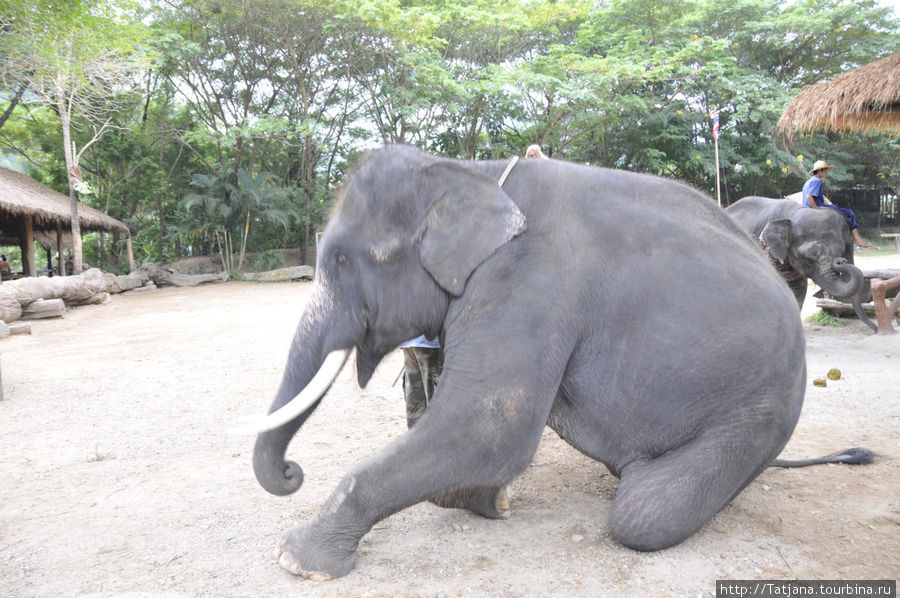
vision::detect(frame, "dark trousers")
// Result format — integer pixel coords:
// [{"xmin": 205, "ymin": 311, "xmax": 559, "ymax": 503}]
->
[
  {"xmin": 401, "ymin": 347, "xmax": 444, "ymax": 428},
  {"xmin": 825, "ymin": 204, "xmax": 859, "ymax": 230}
]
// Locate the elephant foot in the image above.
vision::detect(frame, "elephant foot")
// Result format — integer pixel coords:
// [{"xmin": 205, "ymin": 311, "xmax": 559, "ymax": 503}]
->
[
  {"xmin": 275, "ymin": 520, "xmax": 358, "ymax": 580},
  {"xmin": 430, "ymin": 486, "xmax": 510, "ymax": 520}
]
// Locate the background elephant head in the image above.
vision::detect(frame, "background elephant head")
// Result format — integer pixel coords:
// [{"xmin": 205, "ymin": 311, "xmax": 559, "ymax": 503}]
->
[
  {"xmin": 725, "ymin": 196, "xmax": 875, "ymax": 332},
  {"xmin": 759, "ymin": 207, "xmax": 861, "ymax": 303},
  {"xmin": 249, "ymin": 145, "xmax": 526, "ymax": 496}
]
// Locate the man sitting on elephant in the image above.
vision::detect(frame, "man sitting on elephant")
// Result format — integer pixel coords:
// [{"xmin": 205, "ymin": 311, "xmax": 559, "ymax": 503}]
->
[{"xmin": 802, "ymin": 159, "xmax": 871, "ymax": 248}]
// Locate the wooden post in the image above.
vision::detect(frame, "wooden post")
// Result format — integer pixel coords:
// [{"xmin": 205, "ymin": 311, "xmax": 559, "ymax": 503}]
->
[
  {"xmin": 56, "ymin": 219, "xmax": 65, "ymax": 276},
  {"xmin": 20, "ymin": 214, "xmax": 36, "ymax": 277}
]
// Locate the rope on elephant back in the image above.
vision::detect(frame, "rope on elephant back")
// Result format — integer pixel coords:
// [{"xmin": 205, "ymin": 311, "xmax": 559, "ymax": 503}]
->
[{"xmin": 497, "ymin": 156, "xmax": 519, "ymax": 188}]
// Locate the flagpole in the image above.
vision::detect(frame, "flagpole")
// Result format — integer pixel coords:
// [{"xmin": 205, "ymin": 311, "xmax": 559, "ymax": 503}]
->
[
  {"xmin": 713, "ymin": 110, "xmax": 721, "ymax": 207},
  {"xmin": 715, "ymin": 137, "xmax": 721, "ymax": 207}
]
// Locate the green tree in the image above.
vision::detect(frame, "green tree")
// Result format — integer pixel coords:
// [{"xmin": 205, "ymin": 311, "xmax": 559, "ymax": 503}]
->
[
  {"xmin": 0, "ymin": 0, "xmax": 150, "ymax": 272},
  {"xmin": 183, "ymin": 167, "xmax": 289, "ymax": 277}
]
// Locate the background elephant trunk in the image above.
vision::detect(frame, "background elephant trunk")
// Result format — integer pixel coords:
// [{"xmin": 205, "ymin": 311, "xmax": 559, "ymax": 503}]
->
[
  {"xmin": 814, "ymin": 258, "xmax": 877, "ymax": 332},
  {"xmin": 816, "ymin": 257, "xmax": 862, "ymax": 301}
]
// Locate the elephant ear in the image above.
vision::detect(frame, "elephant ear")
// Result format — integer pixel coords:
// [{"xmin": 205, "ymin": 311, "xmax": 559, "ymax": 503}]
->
[
  {"xmin": 417, "ymin": 162, "xmax": 527, "ymax": 296},
  {"xmin": 760, "ymin": 219, "xmax": 791, "ymax": 262}
]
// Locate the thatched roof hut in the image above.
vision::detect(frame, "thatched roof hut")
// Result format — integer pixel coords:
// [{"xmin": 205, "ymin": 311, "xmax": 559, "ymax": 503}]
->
[
  {"xmin": 777, "ymin": 51, "xmax": 900, "ymax": 138},
  {"xmin": 0, "ymin": 167, "xmax": 132, "ymax": 276}
]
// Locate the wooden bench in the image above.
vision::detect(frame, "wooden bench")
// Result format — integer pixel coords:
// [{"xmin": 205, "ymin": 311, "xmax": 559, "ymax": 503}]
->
[{"xmin": 880, "ymin": 233, "xmax": 900, "ymax": 250}]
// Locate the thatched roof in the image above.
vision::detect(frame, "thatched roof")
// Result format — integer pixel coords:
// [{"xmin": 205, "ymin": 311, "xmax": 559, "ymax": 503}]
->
[
  {"xmin": 0, "ymin": 166, "xmax": 129, "ymax": 235},
  {"xmin": 777, "ymin": 51, "xmax": 900, "ymax": 138}
]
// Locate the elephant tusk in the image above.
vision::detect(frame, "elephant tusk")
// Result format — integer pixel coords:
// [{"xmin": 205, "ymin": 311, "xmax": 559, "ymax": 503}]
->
[{"xmin": 228, "ymin": 348, "xmax": 351, "ymax": 436}]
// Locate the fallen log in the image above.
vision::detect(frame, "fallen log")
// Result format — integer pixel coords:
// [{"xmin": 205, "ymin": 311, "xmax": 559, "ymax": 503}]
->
[
  {"xmin": 125, "ymin": 283, "xmax": 157, "ymax": 294},
  {"xmin": 20, "ymin": 298, "xmax": 66, "ymax": 320},
  {"xmin": 104, "ymin": 270, "xmax": 150, "ymax": 294},
  {"xmin": 242, "ymin": 265, "xmax": 314, "ymax": 282},
  {"xmin": 0, "ymin": 264, "xmax": 227, "ymax": 324},
  {"xmin": 0, "ymin": 292, "xmax": 21, "ymax": 324},
  {"xmin": 815, "ymin": 298, "xmax": 875, "ymax": 314},
  {"xmin": 0, "ymin": 321, "xmax": 31, "ymax": 337},
  {"xmin": 138, "ymin": 263, "xmax": 228, "ymax": 287}
]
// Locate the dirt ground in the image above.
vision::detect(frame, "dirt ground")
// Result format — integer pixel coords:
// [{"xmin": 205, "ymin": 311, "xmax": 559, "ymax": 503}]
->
[{"xmin": 1, "ymin": 255, "xmax": 898, "ymax": 598}]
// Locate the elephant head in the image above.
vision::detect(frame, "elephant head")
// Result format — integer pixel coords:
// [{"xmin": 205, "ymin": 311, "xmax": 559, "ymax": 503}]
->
[
  {"xmin": 247, "ymin": 145, "xmax": 526, "ymax": 496},
  {"xmin": 759, "ymin": 207, "xmax": 862, "ymax": 301}
]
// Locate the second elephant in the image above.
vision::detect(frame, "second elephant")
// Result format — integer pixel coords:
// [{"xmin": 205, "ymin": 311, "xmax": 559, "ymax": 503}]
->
[{"xmin": 726, "ymin": 196, "xmax": 875, "ymax": 331}]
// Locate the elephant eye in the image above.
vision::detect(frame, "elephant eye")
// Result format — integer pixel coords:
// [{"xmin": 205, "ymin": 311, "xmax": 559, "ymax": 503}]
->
[{"xmin": 337, "ymin": 254, "xmax": 347, "ymax": 265}]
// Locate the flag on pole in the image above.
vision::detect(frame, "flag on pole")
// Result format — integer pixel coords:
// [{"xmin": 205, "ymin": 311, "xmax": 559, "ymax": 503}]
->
[{"xmin": 712, "ymin": 110, "xmax": 720, "ymax": 141}]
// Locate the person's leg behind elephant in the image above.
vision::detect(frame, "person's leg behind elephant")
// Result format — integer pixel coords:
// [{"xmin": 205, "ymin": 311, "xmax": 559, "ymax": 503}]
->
[{"xmin": 402, "ymin": 346, "xmax": 444, "ymax": 428}]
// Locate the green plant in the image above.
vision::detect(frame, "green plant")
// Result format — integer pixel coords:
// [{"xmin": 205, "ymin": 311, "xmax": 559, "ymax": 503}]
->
[
  {"xmin": 253, "ymin": 249, "xmax": 284, "ymax": 273},
  {"xmin": 805, "ymin": 310, "xmax": 842, "ymax": 327}
]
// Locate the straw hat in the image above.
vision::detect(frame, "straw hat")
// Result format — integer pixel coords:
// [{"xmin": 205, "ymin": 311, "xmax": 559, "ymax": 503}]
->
[{"xmin": 809, "ymin": 160, "xmax": 834, "ymax": 175}]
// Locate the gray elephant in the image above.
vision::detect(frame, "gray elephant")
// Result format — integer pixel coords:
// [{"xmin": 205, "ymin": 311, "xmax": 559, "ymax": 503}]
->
[
  {"xmin": 725, "ymin": 196, "xmax": 876, "ymax": 332},
  {"xmin": 239, "ymin": 145, "xmax": 810, "ymax": 580}
]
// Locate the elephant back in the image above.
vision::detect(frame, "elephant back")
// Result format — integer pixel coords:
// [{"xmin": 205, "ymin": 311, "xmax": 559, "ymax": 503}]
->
[{"xmin": 726, "ymin": 196, "xmax": 800, "ymax": 238}]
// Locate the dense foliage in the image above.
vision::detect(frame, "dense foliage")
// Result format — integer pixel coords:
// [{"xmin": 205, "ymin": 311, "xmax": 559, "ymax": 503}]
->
[{"xmin": 1, "ymin": 0, "xmax": 898, "ymax": 272}]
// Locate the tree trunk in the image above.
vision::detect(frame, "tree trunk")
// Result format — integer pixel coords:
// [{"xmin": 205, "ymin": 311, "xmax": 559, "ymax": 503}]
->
[
  {"xmin": 0, "ymin": 82, "xmax": 27, "ymax": 130},
  {"xmin": 58, "ymin": 89, "xmax": 83, "ymax": 274},
  {"xmin": 157, "ymin": 142, "xmax": 165, "ymax": 263},
  {"xmin": 301, "ymin": 135, "xmax": 314, "ymax": 266}
]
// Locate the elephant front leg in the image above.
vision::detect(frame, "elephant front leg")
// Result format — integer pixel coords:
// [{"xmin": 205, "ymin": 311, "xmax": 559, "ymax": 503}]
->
[
  {"xmin": 403, "ymin": 346, "xmax": 509, "ymax": 520},
  {"xmin": 275, "ymin": 475, "xmax": 371, "ymax": 580},
  {"xmin": 276, "ymin": 376, "xmax": 553, "ymax": 579}
]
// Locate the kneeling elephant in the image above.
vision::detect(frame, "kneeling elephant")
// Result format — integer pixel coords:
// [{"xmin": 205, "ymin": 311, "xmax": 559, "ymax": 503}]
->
[{"xmin": 240, "ymin": 146, "xmax": 821, "ymax": 579}]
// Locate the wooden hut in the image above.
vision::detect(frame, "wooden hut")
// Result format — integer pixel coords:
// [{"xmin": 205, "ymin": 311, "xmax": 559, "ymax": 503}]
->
[
  {"xmin": 777, "ymin": 51, "xmax": 900, "ymax": 138},
  {"xmin": 0, "ymin": 167, "xmax": 134, "ymax": 277}
]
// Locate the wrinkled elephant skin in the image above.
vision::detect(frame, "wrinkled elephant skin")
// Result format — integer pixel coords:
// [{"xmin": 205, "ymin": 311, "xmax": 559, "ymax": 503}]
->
[
  {"xmin": 726, "ymin": 196, "xmax": 875, "ymax": 331},
  {"xmin": 250, "ymin": 146, "xmax": 807, "ymax": 579}
]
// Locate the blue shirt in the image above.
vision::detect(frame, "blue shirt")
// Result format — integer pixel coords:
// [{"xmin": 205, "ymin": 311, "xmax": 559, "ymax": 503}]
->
[
  {"xmin": 801, "ymin": 176, "xmax": 825, "ymax": 208},
  {"xmin": 399, "ymin": 335, "xmax": 440, "ymax": 349}
]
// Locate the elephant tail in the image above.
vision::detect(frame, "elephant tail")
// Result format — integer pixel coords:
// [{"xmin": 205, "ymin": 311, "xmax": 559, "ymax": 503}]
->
[{"xmin": 770, "ymin": 447, "xmax": 875, "ymax": 468}]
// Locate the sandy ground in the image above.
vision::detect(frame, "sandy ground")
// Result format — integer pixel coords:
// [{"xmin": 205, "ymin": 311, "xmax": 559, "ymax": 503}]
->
[{"xmin": 1, "ymin": 254, "xmax": 898, "ymax": 598}]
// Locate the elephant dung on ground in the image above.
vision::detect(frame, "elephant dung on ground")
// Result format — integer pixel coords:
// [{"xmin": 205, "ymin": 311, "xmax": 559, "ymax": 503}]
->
[
  {"xmin": 238, "ymin": 145, "xmax": 809, "ymax": 580},
  {"xmin": 725, "ymin": 196, "xmax": 876, "ymax": 332}
]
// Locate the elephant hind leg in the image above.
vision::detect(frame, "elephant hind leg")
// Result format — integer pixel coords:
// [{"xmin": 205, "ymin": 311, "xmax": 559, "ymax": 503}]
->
[{"xmin": 609, "ymin": 429, "xmax": 775, "ymax": 551}]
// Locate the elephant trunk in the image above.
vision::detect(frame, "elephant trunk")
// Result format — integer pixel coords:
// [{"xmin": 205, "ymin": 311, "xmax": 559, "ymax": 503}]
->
[
  {"xmin": 252, "ymin": 416, "xmax": 307, "ymax": 496},
  {"xmin": 816, "ymin": 257, "xmax": 863, "ymax": 301},
  {"xmin": 251, "ymin": 349, "xmax": 350, "ymax": 495},
  {"xmin": 244, "ymin": 278, "xmax": 355, "ymax": 496},
  {"xmin": 814, "ymin": 258, "xmax": 877, "ymax": 332}
]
